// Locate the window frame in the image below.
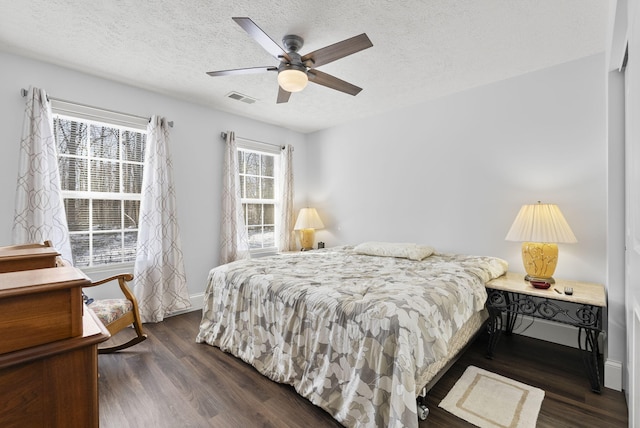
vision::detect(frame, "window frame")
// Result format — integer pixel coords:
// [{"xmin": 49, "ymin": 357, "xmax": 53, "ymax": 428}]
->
[
  {"xmin": 236, "ymin": 138, "xmax": 281, "ymax": 256},
  {"xmin": 52, "ymin": 102, "xmax": 147, "ymax": 270}
]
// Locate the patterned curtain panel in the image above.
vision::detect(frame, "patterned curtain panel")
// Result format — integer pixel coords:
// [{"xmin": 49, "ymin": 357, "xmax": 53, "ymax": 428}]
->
[
  {"xmin": 219, "ymin": 131, "xmax": 250, "ymax": 264},
  {"xmin": 278, "ymin": 144, "xmax": 296, "ymax": 251},
  {"xmin": 12, "ymin": 86, "xmax": 73, "ymax": 262},
  {"xmin": 134, "ymin": 116, "xmax": 190, "ymax": 322}
]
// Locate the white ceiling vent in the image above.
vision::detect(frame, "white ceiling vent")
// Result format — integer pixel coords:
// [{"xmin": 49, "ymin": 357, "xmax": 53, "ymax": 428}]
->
[{"xmin": 226, "ymin": 92, "xmax": 257, "ymax": 104}]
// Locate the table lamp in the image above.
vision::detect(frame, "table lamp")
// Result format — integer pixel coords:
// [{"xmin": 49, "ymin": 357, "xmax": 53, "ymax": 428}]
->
[
  {"xmin": 294, "ymin": 208, "xmax": 324, "ymax": 251},
  {"xmin": 505, "ymin": 202, "xmax": 577, "ymax": 288}
]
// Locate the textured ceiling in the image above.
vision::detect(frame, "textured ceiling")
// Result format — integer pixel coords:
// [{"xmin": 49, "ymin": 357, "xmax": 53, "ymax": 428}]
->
[{"xmin": 0, "ymin": 0, "xmax": 608, "ymax": 133}]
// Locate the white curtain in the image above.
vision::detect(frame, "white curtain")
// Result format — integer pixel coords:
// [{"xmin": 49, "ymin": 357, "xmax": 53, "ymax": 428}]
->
[
  {"xmin": 134, "ymin": 116, "xmax": 190, "ymax": 322},
  {"xmin": 13, "ymin": 86, "xmax": 73, "ymax": 262},
  {"xmin": 219, "ymin": 131, "xmax": 250, "ymax": 264},
  {"xmin": 278, "ymin": 144, "xmax": 296, "ymax": 251}
]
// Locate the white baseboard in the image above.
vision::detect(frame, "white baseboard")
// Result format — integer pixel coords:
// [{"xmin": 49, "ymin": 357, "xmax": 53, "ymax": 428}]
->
[
  {"xmin": 189, "ymin": 292, "xmax": 205, "ymax": 311},
  {"xmin": 604, "ymin": 359, "xmax": 623, "ymax": 391},
  {"xmin": 511, "ymin": 316, "xmax": 578, "ymax": 347},
  {"xmin": 512, "ymin": 316, "xmax": 623, "ymax": 391},
  {"xmin": 167, "ymin": 292, "xmax": 204, "ymax": 317}
]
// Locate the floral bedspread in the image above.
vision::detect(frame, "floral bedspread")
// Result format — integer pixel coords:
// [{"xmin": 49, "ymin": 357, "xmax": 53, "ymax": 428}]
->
[{"xmin": 196, "ymin": 246, "xmax": 507, "ymax": 428}]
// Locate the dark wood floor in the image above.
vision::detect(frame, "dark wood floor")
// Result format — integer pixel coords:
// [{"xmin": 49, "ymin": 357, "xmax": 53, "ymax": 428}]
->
[{"xmin": 98, "ymin": 311, "xmax": 628, "ymax": 427}]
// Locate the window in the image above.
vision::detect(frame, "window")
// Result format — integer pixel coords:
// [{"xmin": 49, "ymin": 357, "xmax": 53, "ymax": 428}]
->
[
  {"xmin": 237, "ymin": 145, "xmax": 279, "ymax": 253},
  {"xmin": 53, "ymin": 115, "xmax": 146, "ymax": 267}
]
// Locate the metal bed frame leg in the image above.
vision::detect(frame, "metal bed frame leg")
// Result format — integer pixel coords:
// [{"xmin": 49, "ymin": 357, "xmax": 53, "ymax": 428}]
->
[{"xmin": 416, "ymin": 387, "xmax": 430, "ymax": 421}]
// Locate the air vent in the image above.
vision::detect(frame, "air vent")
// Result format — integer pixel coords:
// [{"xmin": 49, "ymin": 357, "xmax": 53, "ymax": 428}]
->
[{"xmin": 226, "ymin": 92, "xmax": 257, "ymax": 104}]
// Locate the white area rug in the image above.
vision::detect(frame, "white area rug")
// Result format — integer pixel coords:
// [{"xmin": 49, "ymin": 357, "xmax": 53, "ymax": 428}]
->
[{"xmin": 439, "ymin": 366, "xmax": 544, "ymax": 428}]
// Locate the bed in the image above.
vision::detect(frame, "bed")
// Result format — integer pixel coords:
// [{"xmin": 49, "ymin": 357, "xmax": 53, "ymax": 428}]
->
[{"xmin": 196, "ymin": 244, "xmax": 507, "ymax": 427}]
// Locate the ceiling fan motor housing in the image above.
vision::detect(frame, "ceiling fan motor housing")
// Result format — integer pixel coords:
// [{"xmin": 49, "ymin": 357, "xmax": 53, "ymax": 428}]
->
[{"xmin": 278, "ymin": 54, "xmax": 307, "ymax": 73}]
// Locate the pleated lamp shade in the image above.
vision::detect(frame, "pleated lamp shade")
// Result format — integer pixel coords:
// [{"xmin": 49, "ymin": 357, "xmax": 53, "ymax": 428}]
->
[
  {"xmin": 505, "ymin": 202, "xmax": 576, "ymax": 286},
  {"xmin": 505, "ymin": 203, "xmax": 577, "ymax": 243},
  {"xmin": 294, "ymin": 208, "xmax": 325, "ymax": 231}
]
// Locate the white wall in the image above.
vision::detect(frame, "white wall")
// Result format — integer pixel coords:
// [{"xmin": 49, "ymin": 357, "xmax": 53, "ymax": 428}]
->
[
  {"xmin": 306, "ymin": 54, "xmax": 620, "ymax": 386},
  {"xmin": 307, "ymin": 54, "xmax": 607, "ymax": 282},
  {"xmin": 0, "ymin": 51, "xmax": 308, "ymax": 304}
]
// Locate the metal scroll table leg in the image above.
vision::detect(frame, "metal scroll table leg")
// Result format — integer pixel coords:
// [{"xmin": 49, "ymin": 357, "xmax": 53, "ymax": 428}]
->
[
  {"xmin": 578, "ymin": 327, "xmax": 602, "ymax": 393},
  {"xmin": 504, "ymin": 310, "xmax": 518, "ymax": 336}
]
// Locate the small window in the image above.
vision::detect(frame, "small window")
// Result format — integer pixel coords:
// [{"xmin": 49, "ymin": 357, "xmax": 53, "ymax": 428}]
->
[
  {"xmin": 238, "ymin": 146, "xmax": 278, "ymax": 253},
  {"xmin": 54, "ymin": 115, "xmax": 146, "ymax": 267}
]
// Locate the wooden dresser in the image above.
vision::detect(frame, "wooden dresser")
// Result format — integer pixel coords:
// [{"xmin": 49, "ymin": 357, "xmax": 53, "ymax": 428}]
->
[
  {"xmin": 0, "ymin": 245, "xmax": 110, "ymax": 427},
  {"xmin": 0, "ymin": 244, "xmax": 60, "ymax": 273}
]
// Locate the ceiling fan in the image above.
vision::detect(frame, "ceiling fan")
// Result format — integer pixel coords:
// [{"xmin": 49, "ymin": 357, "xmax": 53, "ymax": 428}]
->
[{"xmin": 207, "ymin": 17, "xmax": 373, "ymax": 104}]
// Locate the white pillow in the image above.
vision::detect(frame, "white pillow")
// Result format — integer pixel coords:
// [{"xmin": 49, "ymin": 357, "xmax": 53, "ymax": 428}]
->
[{"xmin": 353, "ymin": 242, "xmax": 435, "ymax": 261}]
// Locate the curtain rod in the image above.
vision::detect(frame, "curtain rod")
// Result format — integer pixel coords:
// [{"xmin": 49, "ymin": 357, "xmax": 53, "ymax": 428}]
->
[
  {"xmin": 20, "ymin": 88, "xmax": 173, "ymax": 128},
  {"xmin": 220, "ymin": 132, "xmax": 287, "ymax": 150}
]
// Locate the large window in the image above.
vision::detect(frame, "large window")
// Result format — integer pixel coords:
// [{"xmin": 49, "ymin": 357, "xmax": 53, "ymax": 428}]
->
[
  {"xmin": 238, "ymin": 146, "xmax": 278, "ymax": 253},
  {"xmin": 54, "ymin": 115, "xmax": 146, "ymax": 267}
]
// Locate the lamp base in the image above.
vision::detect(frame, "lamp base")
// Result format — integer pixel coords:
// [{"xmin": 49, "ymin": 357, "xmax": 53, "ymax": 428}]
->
[
  {"xmin": 298, "ymin": 228, "xmax": 315, "ymax": 251},
  {"xmin": 524, "ymin": 274, "xmax": 555, "ymax": 285},
  {"xmin": 521, "ymin": 242, "xmax": 558, "ymax": 289}
]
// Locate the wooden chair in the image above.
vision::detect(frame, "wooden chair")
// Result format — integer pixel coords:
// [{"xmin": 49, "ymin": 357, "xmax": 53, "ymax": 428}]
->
[{"xmin": 84, "ymin": 273, "xmax": 147, "ymax": 354}]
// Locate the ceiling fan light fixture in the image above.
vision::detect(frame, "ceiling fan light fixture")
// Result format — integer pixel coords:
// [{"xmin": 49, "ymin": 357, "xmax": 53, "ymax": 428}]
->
[{"xmin": 278, "ymin": 68, "xmax": 308, "ymax": 92}]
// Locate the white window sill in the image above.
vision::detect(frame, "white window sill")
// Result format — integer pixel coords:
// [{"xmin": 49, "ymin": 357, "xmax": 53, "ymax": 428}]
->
[{"xmin": 79, "ymin": 262, "xmax": 135, "ymax": 276}]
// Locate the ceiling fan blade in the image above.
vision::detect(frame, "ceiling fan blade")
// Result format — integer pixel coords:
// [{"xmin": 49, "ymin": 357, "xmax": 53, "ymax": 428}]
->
[
  {"xmin": 206, "ymin": 66, "xmax": 277, "ymax": 77},
  {"xmin": 277, "ymin": 87, "xmax": 291, "ymax": 104},
  {"xmin": 301, "ymin": 33, "xmax": 372, "ymax": 68},
  {"xmin": 308, "ymin": 69, "xmax": 362, "ymax": 96},
  {"xmin": 232, "ymin": 17, "xmax": 290, "ymax": 61}
]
